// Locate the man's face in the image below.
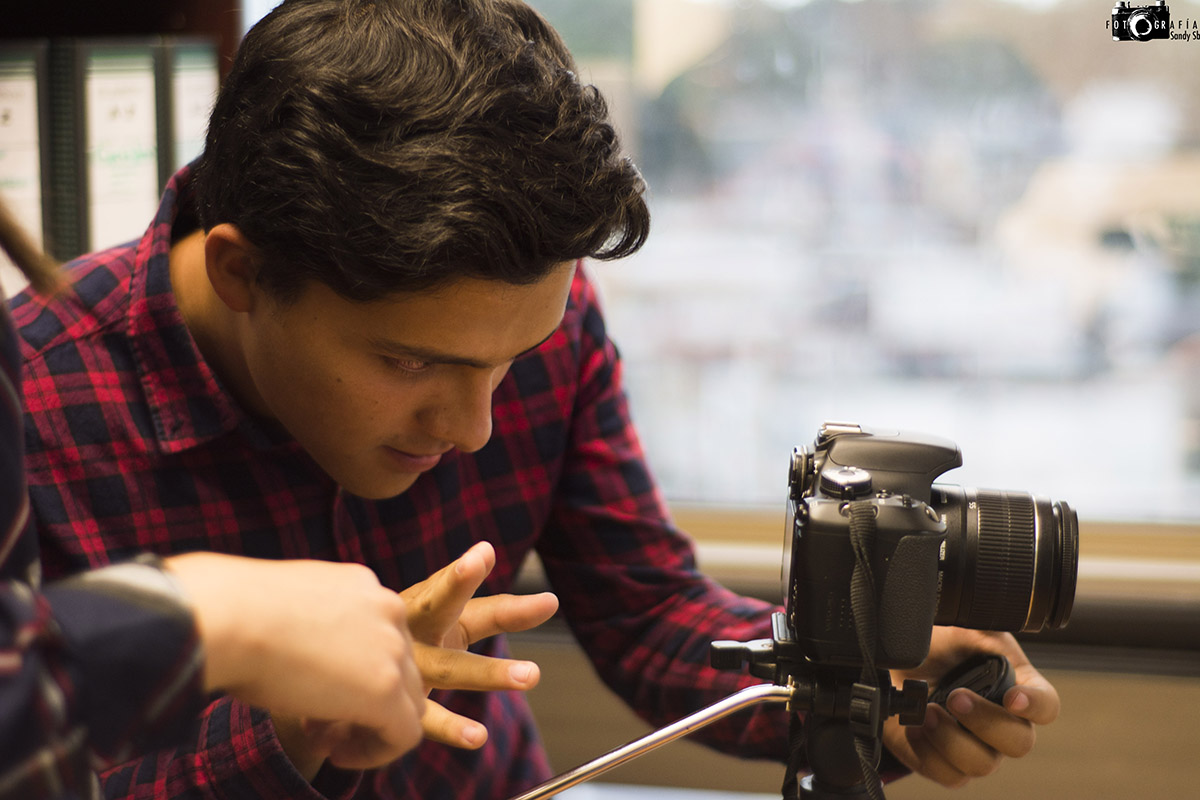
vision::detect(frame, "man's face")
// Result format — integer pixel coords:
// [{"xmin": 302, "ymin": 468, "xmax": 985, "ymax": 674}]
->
[{"xmin": 237, "ymin": 263, "xmax": 576, "ymax": 499}]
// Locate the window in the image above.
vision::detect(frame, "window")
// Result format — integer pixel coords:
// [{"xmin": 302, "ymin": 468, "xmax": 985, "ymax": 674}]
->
[{"xmin": 528, "ymin": 0, "xmax": 1200, "ymax": 523}]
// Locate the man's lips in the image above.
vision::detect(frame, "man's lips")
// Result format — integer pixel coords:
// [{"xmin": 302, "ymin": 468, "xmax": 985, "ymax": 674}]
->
[{"xmin": 383, "ymin": 447, "xmax": 447, "ymax": 473}]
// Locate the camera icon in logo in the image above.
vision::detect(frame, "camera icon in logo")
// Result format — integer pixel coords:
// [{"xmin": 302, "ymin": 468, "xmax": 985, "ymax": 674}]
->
[{"xmin": 1112, "ymin": 1, "xmax": 1170, "ymax": 41}]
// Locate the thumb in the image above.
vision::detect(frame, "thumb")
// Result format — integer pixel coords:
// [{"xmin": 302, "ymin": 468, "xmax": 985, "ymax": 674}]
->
[{"xmin": 300, "ymin": 718, "xmax": 352, "ymax": 759}]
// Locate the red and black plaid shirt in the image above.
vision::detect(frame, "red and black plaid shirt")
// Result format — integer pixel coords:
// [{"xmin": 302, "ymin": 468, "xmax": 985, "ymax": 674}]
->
[
  {"xmin": 1, "ymin": 303, "xmax": 205, "ymax": 800},
  {"xmin": 10, "ymin": 167, "xmax": 785, "ymax": 800}
]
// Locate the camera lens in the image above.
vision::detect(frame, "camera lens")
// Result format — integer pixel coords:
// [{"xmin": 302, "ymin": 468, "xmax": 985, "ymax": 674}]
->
[
  {"xmin": 931, "ymin": 486, "xmax": 1078, "ymax": 633},
  {"xmin": 1129, "ymin": 11, "xmax": 1155, "ymax": 40}
]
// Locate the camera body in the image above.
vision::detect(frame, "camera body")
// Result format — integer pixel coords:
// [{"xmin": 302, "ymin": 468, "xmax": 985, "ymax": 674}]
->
[
  {"xmin": 1112, "ymin": 1, "xmax": 1170, "ymax": 41},
  {"xmin": 784, "ymin": 423, "xmax": 956, "ymax": 669},
  {"xmin": 784, "ymin": 422, "xmax": 1077, "ymax": 672}
]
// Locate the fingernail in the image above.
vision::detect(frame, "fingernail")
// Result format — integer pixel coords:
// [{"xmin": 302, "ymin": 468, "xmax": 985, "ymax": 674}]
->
[
  {"xmin": 462, "ymin": 723, "xmax": 486, "ymax": 747},
  {"xmin": 949, "ymin": 691, "xmax": 973, "ymax": 717},
  {"xmin": 924, "ymin": 705, "xmax": 939, "ymax": 730},
  {"xmin": 510, "ymin": 662, "xmax": 535, "ymax": 684},
  {"xmin": 1008, "ymin": 691, "xmax": 1030, "ymax": 713}
]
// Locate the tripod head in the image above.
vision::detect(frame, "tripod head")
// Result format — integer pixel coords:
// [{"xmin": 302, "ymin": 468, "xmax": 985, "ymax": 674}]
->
[
  {"xmin": 506, "ymin": 615, "xmax": 1017, "ymax": 800},
  {"xmin": 712, "ymin": 612, "xmax": 927, "ymax": 799}
]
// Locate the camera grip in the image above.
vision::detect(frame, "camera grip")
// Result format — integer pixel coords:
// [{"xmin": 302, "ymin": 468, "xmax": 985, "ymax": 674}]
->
[{"xmin": 928, "ymin": 653, "xmax": 1016, "ymax": 707}]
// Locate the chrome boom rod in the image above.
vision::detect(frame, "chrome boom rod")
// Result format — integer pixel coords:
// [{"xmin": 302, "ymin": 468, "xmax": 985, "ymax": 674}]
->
[{"xmin": 507, "ymin": 683, "xmax": 795, "ymax": 800}]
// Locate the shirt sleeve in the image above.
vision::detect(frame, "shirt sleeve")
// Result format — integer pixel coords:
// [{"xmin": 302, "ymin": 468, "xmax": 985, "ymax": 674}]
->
[
  {"xmin": 2, "ymin": 306, "xmax": 209, "ymax": 798},
  {"xmin": 535, "ymin": 272, "xmax": 789, "ymax": 761},
  {"xmin": 97, "ymin": 698, "xmax": 364, "ymax": 800},
  {"xmin": 0, "ymin": 557, "xmax": 209, "ymax": 799},
  {"xmin": 80, "ymin": 574, "xmax": 362, "ymax": 800},
  {"xmin": 15, "ymin": 568, "xmax": 364, "ymax": 800},
  {"xmin": 27, "ymin": 560, "xmax": 365, "ymax": 800}
]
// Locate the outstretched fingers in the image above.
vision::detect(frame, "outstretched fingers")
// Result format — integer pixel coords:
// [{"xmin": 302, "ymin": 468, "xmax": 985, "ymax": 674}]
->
[
  {"xmin": 400, "ymin": 541, "xmax": 559, "ymax": 649},
  {"xmin": 389, "ymin": 544, "xmax": 559, "ymax": 753},
  {"xmin": 457, "ymin": 591, "xmax": 560, "ymax": 646},
  {"xmin": 411, "ymin": 641, "xmax": 542, "ymax": 693},
  {"xmin": 401, "ymin": 542, "xmax": 497, "ymax": 643},
  {"xmin": 421, "ymin": 700, "xmax": 491, "ymax": 749}
]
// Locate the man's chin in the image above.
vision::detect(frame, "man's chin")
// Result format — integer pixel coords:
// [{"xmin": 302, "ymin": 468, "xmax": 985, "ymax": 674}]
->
[{"xmin": 337, "ymin": 472, "xmax": 422, "ymax": 500}]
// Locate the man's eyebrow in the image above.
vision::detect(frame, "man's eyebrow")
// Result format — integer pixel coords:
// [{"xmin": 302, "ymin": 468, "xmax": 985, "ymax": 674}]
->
[{"xmin": 370, "ymin": 327, "xmax": 559, "ymax": 369}]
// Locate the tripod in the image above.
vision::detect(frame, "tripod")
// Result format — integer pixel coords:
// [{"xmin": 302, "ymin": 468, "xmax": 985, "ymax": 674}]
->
[
  {"xmin": 507, "ymin": 612, "xmax": 928, "ymax": 800},
  {"xmin": 713, "ymin": 613, "xmax": 927, "ymax": 800},
  {"xmin": 777, "ymin": 664, "xmax": 924, "ymax": 799}
]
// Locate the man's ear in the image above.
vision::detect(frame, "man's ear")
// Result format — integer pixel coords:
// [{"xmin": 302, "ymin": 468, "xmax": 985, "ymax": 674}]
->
[{"xmin": 204, "ymin": 224, "xmax": 261, "ymax": 313}]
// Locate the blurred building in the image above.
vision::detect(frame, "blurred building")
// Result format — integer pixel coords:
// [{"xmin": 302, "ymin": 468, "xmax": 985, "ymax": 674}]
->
[{"xmin": 531, "ymin": 0, "xmax": 1200, "ymax": 519}]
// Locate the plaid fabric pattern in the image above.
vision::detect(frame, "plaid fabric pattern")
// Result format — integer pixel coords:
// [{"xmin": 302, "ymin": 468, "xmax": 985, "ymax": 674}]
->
[
  {"xmin": 10, "ymin": 166, "xmax": 788, "ymax": 800},
  {"xmin": 1, "ymin": 306, "xmax": 36, "ymax": 584},
  {"xmin": 0, "ymin": 305, "xmax": 204, "ymax": 800}
]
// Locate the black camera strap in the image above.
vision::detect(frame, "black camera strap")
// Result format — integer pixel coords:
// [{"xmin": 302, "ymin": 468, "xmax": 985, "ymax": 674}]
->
[
  {"xmin": 780, "ymin": 501, "xmax": 892, "ymax": 800},
  {"xmin": 848, "ymin": 500, "xmax": 886, "ymax": 800},
  {"xmin": 780, "ymin": 710, "xmax": 806, "ymax": 800}
]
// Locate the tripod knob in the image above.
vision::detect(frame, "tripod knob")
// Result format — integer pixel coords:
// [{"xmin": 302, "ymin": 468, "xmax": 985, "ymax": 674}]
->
[
  {"xmin": 894, "ymin": 679, "xmax": 929, "ymax": 727},
  {"xmin": 709, "ymin": 638, "xmax": 777, "ymax": 681},
  {"xmin": 710, "ymin": 640, "xmax": 752, "ymax": 670}
]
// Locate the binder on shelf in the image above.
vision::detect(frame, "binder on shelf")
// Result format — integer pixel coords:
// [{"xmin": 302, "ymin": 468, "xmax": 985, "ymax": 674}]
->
[
  {"xmin": 9, "ymin": 36, "xmax": 218, "ymax": 266},
  {"xmin": 0, "ymin": 41, "xmax": 51, "ymax": 288},
  {"xmin": 156, "ymin": 36, "xmax": 219, "ymax": 187},
  {"xmin": 46, "ymin": 38, "xmax": 162, "ymax": 261}
]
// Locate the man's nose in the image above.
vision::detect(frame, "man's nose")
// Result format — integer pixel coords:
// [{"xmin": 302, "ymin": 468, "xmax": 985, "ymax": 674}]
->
[{"xmin": 428, "ymin": 369, "xmax": 498, "ymax": 454}]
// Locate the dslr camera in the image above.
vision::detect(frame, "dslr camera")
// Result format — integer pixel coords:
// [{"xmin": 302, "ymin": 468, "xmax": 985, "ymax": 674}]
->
[
  {"xmin": 784, "ymin": 422, "xmax": 1078, "ymax": 670},
  {"xmin": 1112, "ymin": 1, "xmax": 1170, "ymax": 41},
  {"xmin": 510, "ymin": 422, "xmax": 1080, "ymax": 800}
]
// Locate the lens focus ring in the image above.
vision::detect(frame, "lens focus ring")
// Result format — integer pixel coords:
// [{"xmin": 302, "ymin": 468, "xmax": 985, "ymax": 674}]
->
[
  {"xmin": 971, "ymin": 491, "xmax": 1036, "ymax": 630},
  {"xmin": 932, "ymin": 485, "xmax": 1077, "ymax": 634}
]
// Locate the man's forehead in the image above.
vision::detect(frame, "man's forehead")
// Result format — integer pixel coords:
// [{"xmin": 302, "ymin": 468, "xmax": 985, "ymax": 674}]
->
[{"xmin": 357, "ymin": 264, "xmax": 575, "ymax": 365}]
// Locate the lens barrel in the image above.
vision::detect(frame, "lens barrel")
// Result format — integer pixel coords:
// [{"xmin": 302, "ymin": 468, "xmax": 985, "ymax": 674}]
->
[{"xmin": 931, "ymin": 486, "xmax": 1078, "ymax": 633}]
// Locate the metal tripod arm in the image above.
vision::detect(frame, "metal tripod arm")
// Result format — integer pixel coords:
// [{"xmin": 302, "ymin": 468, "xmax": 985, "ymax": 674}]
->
[{"xmin": 507, "ymin": 683, "xmax": 795, "ymax": 800}]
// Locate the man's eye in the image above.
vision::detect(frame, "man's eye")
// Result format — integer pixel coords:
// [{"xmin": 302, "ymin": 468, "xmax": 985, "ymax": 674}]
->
[{"xmin": 382, "ymin": 356, "xmax": 431, "ymax": 373}]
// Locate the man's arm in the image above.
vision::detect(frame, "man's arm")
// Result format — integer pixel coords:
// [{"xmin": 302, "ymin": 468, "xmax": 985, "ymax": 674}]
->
[
  {"xmin": 164, "ymin": 553, "xmax": 427, "ymax": 775},
  {"xmin": 0, "ymin": 557, "xmax": 207, "ymax": 800},
  {"xmin": 534, "ymin": 270, "xmax": 787, "ymax": 760},
  {"xmin": 94, "ymin": 543, "xmax": 557, "ymax": 799},
  {"xmin": 0, "ymin": 552, "xmax": 430, "ymax": 800},
  {"xmin": 234, "ymin": 541, "xmax": 559, "ymax": 780}
]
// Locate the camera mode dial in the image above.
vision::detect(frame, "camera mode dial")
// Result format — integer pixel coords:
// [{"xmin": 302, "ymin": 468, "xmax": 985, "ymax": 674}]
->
[{"xmin": 819, "ymin": 465, "xmax": 873, "ymax": 500}]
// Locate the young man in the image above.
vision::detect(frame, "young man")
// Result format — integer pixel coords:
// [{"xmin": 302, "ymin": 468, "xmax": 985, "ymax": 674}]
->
[
  {"xmin": 0, "ymin": 200, "xmax": 433, "ymax": 798},
  {"xmin": 10, "ymin": 1, "xmax": 1060, "ymax": 798}
]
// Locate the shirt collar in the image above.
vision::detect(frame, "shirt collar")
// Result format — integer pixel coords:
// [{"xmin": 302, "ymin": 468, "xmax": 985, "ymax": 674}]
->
[{"xmin": 127, "ymin": 166, "xmax": 274, "ymax": 453}]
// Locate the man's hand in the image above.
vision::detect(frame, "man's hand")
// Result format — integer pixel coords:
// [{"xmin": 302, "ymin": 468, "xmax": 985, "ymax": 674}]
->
[
  {"xmin": 400, "ymin": 541, "xmax": 560, "ymax": 749},
  {"xmin": 883, "ymin": 627, "xmax": 1060, "ymax": 789},
  {"xmin": 163, "ymin": 553, "xmax": 426, "ymax": 778}
]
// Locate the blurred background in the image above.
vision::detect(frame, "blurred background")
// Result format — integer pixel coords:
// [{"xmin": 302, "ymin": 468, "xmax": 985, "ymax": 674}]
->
[
  {"xmin": 520, "ymin": 0, "xmax": 1200, "ymax": 524},
  {"xmin": 6, "ymin": 1, "xmax": 1200, "ymax": 797}
]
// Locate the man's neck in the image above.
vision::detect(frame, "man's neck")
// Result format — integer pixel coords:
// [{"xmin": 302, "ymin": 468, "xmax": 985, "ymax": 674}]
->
[{"xmin": 168, "ymin": 229, "xmax": 269, "ymax": 417}]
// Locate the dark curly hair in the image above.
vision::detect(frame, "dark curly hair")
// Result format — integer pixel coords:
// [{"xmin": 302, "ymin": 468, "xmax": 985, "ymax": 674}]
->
[{"xmin": 193, "ymin": 0, "xmax": 650, "ymax": 302}]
